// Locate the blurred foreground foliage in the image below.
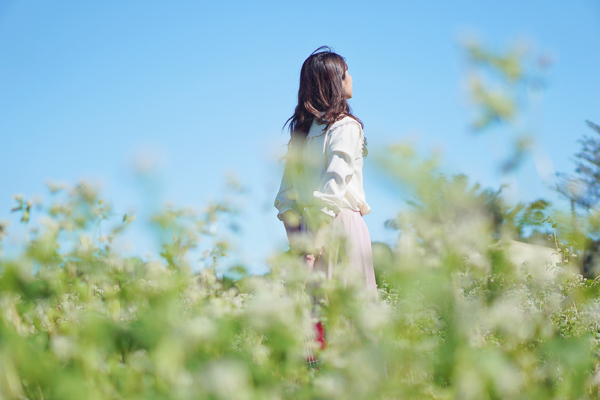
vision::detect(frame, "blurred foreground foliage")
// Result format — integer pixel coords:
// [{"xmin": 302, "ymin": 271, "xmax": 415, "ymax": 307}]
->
[
  {"xmin": 2, "ymin": 41, "xmax": 600, "ymax": 400},
  {"xmin": 2, "ymin": 167, "xmax": 600, "ymax": 400}
]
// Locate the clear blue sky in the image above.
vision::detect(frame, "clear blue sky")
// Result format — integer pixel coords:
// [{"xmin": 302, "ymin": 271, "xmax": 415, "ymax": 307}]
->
[{"xmin": 1, "ymin": 1, "xmax": 599, "ymax": 273}]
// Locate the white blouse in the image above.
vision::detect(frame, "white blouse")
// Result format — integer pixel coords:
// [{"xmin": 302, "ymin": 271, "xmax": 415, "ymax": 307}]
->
[{"xmin": 274, "ymin": 116, "xmax": 371, "ymax": 221}]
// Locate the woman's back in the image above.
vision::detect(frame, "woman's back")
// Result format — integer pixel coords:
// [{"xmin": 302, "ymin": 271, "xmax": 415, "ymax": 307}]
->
[{"xmin": 280, "ymin": 116, "xmax": 370, "ymax": 220}]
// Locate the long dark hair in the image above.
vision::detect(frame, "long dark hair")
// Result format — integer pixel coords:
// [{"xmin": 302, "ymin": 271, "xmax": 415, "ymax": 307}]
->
[{"xmin": 285, "ymin": 46, "xmax": 363, "ymax": 141}]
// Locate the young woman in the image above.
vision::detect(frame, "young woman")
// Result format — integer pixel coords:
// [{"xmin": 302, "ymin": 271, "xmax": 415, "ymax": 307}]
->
[{"xmin": 274, "ymin": 46, "xmax": 377, "ymax": 295}]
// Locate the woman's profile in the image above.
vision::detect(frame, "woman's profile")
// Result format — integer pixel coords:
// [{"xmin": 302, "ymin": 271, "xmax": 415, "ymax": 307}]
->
[{"xmin": 274, "ymin": 46, "xmax": 377, "ymax": 311}]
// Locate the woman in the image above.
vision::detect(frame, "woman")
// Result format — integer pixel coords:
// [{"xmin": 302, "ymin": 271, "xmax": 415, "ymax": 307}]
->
[{"xmin": 274, "ymin": 46, "xmax": 377, "ymax": 295}]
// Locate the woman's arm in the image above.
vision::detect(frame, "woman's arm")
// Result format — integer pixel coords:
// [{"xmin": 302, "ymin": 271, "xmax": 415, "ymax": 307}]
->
[
  {"xmin": 312, "ymin": 121, "xmax": 362, "ymax": 218},
  {"xmin": 274, "ymin": 158, "xmax": 302, "ymax": 243}
]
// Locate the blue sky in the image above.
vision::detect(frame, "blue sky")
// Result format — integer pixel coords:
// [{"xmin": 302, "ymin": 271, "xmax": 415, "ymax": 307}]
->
[{"xmin": 1, "ymin": 1, "xmax": 599, "ymax": 273}]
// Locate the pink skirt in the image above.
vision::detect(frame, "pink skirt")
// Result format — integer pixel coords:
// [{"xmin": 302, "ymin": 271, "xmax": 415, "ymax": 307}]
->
[{"xmin": 304, "ymin": 208, "xmax": 377, "ymax": 295}]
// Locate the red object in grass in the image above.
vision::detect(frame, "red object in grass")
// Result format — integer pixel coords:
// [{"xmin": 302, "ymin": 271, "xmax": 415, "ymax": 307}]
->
[
  {"xmin": 306, "ymin": 321, "xmax": 327, "ymax": 366},
  {"xmin": 315, "ymin": 321, "xmax": 326, "ymax": 349}
]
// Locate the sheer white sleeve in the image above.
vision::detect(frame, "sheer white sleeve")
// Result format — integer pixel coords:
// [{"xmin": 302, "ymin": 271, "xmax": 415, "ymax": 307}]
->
[
  {"xmin": 313, "ymin": 121, "xmax": 362, "ymax": 217},
  {"xmin": 274, "ymin": 158, "xmax": 300, "ymax": 222}
]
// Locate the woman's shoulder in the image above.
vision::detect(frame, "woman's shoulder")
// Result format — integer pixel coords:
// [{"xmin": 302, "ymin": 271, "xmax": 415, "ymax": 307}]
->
[
  {"xmin": 307, "ymin": 115, "xmax": 362, "ymax": 140},
  {"xmin": 328, "ymin": 116, "xmax": 363, "ymax": 142},
  {"xmin": 330, "ymin": 115, "xmax": 362, "ymax": 131}
]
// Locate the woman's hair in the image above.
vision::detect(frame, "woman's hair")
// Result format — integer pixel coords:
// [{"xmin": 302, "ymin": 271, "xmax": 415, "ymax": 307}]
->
[{"xmin": 285, "ymin": 46, "xmax": 363, "ymax": 140}]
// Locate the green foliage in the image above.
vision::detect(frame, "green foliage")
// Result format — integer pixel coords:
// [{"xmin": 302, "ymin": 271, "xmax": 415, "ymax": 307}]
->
[
  {"xmin": 1, "ymin": 165, "xmax": 600, "ymax": 399},
  {"xmin": 463, "ymin": 40, "xmax": 551, "ymax": 174},
  {"xmin": 556, "ymin": 120, "xmax": 600, "ymax": 211},
  {"xmin": 464, "ymin": 40, "xmax": 524, "ymax": 130}
]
